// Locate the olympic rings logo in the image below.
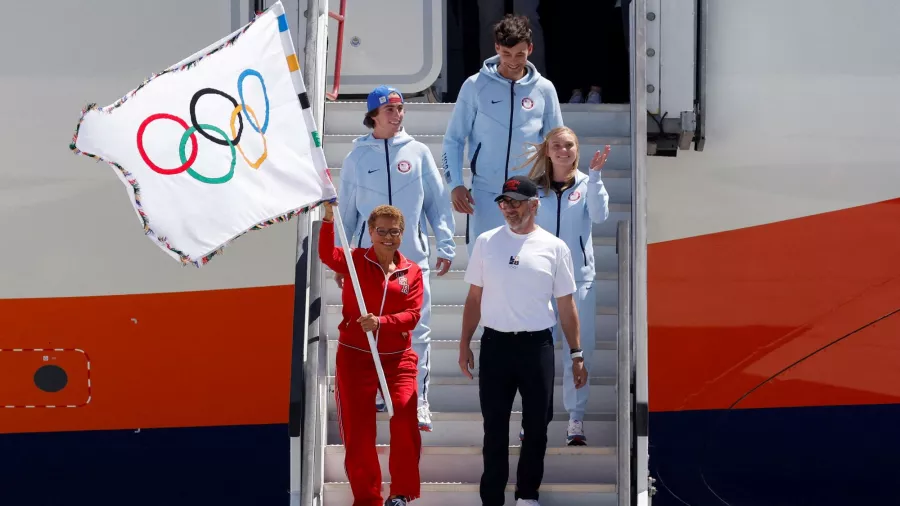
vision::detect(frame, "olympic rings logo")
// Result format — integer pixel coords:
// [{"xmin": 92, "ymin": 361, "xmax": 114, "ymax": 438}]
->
[{"xmin": 136, "ymin": 69, "xmax": 270, "ymax": 185}]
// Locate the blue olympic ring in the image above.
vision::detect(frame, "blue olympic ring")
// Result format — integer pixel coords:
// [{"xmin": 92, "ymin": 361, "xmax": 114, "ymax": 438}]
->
[{"xmin": 237, "ymin": 69, "xmax": 270, "ymax": 134}]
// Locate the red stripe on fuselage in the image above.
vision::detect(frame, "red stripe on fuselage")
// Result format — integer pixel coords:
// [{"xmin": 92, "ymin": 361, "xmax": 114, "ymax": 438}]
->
[
  {"xmin": 648, "ymin": 198, "xmax": 900, "ymax": 412},
  {"xmin": 0, "ymin": 285, "xmax": 294, "ymax": 434}
]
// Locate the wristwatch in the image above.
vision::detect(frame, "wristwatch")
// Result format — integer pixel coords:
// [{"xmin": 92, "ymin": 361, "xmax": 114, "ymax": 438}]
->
[{"xmin": 570, "ymin": 347, "xmax": 583, "ymax": 361}]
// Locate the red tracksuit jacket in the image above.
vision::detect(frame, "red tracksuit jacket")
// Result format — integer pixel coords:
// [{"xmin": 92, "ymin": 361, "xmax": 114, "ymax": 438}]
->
[{"xmin": 318, "ymin": 220, "xmax": 424, "ymax": 353}]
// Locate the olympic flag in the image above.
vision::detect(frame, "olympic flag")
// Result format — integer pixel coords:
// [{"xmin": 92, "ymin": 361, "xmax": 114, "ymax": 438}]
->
[{"xmin": 70, "ymin": 2, "xmax": 335, "ymax": 266}]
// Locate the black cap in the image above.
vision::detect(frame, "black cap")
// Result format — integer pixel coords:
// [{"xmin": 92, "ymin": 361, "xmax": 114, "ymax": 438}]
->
[{"xmin": 494, "ymin": 175, "xmax": 538, "ymax": 202}]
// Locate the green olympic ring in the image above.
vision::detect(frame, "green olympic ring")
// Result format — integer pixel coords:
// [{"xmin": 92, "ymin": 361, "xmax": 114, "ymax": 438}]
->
[{"xmin": 178, "ymin": 123, "xmax": 236, "ymax": 185}]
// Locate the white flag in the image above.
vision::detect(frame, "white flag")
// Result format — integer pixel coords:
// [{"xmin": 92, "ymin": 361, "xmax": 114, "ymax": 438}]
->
[{"xmin": 70, "ymin": 2, "xmax": 335, "ymax": 267}]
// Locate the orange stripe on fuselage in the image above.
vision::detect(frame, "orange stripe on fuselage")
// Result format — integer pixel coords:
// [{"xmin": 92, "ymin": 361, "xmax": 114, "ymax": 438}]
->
[
  {"xmin": 648, "ymin": 198, "xmax": 900, "ymax": 412},
  {"xmin": 0, "ymin": 285, "xmax": 294, "ymax": 434}
]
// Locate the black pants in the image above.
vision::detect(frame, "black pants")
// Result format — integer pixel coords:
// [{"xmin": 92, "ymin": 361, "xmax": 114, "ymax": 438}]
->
[{"xmin": 479, "ymin": 327, "xmax": 555, "ymax": 505}]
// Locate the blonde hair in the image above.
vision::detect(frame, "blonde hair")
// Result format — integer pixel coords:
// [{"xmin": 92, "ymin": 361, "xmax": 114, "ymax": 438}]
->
[
  {"xmin": 514, "ymin": 126, "xmax": 580, "ymax": 190},
  {"xmin": 367, "ymin": 204, "xmax": 405, "ymax": 231}
]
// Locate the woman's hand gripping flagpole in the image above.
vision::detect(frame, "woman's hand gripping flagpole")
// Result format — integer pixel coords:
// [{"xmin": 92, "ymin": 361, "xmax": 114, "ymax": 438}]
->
[{"xmin": 330, "ymin": 203, "xmax": 395, "ymax": 417}]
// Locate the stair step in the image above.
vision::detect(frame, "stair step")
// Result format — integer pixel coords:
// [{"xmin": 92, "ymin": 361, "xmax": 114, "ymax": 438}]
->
[
  {"xmin": 326, "ymin": 342, "xmax": 618, "ymax": 379},
  {"xmin": 325, "ymin": 444, "xmax": 616, "ymax": 455},
  {"xmin": 323, "ymin": 100, "xmax": 632, "ymax": 137},
  {"xmin": 327, "ymin": 206, "xmax": 630, "ymax": 238},
  {"xmin": 325, "ymin": 376, "xmax": 618, "ymax": 414},
  {"xmin": 322, "ymin": 234, "xmax": 620, "ymax": 271},
  {"xmin": 327, "ymin": 167, "xmax": 632, "ymax": 179},
  {"xmin": 415, "ymin": 339, "xmax": 616, "ymax": 350},
  {"xmin": 325, "ymin": 268, "xmax": 619, "ymax": 281},
  {"xmin": 326, "ymin": 304, "xmax": 618, "ymax": 316},
  {"xmin": 326, "ymin": 268, "xmax": 469, "ymax": 280},
  {"xmin": 326, "ymin": 376, "xmax": 616, "ymax": 386},
  {"xmin": 323, "ymin": 445, "xmax": 617, "ymax": 484},
  {"xmin": 376, "ymin": 411, "xmax": 615, "ymax": 422},
  {"xmin": 323, "ymin": 307, "xmax": 620, "ymax": 347},
  {"xmin": 327, "ymin": 166, "xmax": 633, "ymax": 204},
  {"xmin": 327, "ymin": 412, "xmax": 618, "ymax": 447},
  {"xmin": 323, "ymin": 134, "xmax": 632, "ymax": 172},
  {"xmin": 324, "ymin": 481, "xmax": 617, "ymax": 506},
  {"xmin": 323, "ymin": 269, "xmax": 619, "ymax": 307},
  {"xmin": 323, "ymin": 311, "xmax": 619, "ymax": 344}
]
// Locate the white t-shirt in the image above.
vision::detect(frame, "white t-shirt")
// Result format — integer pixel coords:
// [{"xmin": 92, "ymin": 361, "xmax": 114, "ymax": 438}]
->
[{"xmin": 464, "ymin": 225, "xmax": 577, "ymax": 332}]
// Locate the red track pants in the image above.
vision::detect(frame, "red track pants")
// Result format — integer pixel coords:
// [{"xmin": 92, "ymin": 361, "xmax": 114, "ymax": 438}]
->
[{"xmin": 335, "ymin": 344, "xmax": 421, "ymax": 505}]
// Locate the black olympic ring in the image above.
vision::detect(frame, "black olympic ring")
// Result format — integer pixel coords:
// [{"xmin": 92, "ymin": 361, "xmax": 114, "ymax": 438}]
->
[{"xmin": 189, "ymin": 88, "xmax": 243, "ymax": 147}]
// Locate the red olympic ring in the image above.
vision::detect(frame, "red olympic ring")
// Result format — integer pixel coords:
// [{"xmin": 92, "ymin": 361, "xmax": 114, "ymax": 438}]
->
[{"xmin": 137, "ymin": 113, "xmax": 198, "ymax": 175}]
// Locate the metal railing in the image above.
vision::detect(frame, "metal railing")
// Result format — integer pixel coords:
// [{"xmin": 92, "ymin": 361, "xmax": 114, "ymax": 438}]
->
[
  {"xmin": 325, "ymin": 0, "xmax": 347, "ymax": 100},
  {"xmin": 297, "ymin": 0, "xmax": 333, "ymax": 504},
  {"xmin": 616, "ymin": 219, "xmax": 633, "ymax": 506},
  {"xmin": 629, "ymin": 0, "xmax": 653, "ymax": 500},
  {"xmin": 300, "ymin": 221, "xmax": 327, "ymax": 506}
]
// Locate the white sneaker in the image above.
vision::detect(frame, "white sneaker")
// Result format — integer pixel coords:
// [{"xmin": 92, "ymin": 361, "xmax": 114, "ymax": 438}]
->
[
  {"xmin": 568, "ymin": 90, "xmax": 584, "ymax": 104},
  {"xmin": 375, "ymin": 390, "xmax": 386, "ymax": 412},
  {"xmin": 566, "ymin": 419, "xmax": 587, "ymax": 446},
  {"xmin": 516, "ymin": 499, "xmax": 540, "ymax": 505},
  {"xmin": 586, "ymin": 90, "xmax": 602, "ymax": 104},
  {"xmin": 417, "ymin": 404, "xmax": 433, "ymax": 432}
]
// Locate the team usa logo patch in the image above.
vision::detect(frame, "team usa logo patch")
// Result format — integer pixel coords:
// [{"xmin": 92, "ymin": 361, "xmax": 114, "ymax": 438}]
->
[
  {"xmin": 503, "ymin": 179, "xmax": 521, "ymax": 192},
  {"xmin": 397, "ymin": 274, "xmax": 410, "ymax": 294},
  {"xmin": 568, "ymin": 190, "xmax": 582, "ymax": 202},
  {"xmin": 521, "ymin": 97, "xmax": 534, "ymax": 110},
  {"xmin": 397, "ymin": 160, "xmax": 412, "ymax": 173}
]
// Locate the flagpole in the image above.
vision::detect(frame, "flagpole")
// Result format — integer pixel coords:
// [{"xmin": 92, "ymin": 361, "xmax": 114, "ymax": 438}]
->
[
  {"xmin": 267, "ymin": 0, "xmax": 394, "ymax": 417},
  {"xmin": 331, "ymin": 207, "xmax": 395, "ymax": 417}
]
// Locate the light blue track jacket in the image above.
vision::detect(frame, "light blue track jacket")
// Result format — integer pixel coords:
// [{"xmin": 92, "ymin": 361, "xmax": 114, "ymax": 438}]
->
[
  {"xmin": 535, "ymin": 170, "xmax": 609, "ymax": 282},
  {"xmin": 442, "ymin": 56, "xmax": 564, "ymax": 194},
  {"xmin": 337, "ymin": 129, "xmax": 456, "ymax": 265}
]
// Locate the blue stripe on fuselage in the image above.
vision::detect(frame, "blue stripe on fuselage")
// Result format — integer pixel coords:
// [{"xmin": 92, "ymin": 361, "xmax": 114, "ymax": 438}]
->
[
  {"xmin": 649, "ymin": 403, "xmax": 900, "ymax": 505},
  {"xmin": 0, "ymin": 423, "xmax": 288, "ymax": 505}
]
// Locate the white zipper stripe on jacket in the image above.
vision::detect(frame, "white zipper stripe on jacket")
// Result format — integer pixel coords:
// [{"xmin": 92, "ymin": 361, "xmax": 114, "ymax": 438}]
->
[{"xmin": 363, "ymin": 250, "xmax": 412, "ymax": 345}]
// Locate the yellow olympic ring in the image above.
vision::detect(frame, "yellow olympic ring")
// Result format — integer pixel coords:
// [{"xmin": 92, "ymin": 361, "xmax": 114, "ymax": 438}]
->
[{"xmin": 230, "ymin": 105, "xmax": 268, "ymax": 169}]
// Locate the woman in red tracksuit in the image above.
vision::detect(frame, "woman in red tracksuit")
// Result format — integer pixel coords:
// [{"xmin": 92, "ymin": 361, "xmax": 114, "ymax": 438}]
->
[{"xmin": 320, "ymin": 201, "xmax": 424, "ymax": 506}]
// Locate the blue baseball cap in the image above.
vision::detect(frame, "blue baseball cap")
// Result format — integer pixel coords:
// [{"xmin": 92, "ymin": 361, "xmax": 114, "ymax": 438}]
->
[{"xmin": 367, "ymin": 85, "xmax": 404, "ymax": 113}]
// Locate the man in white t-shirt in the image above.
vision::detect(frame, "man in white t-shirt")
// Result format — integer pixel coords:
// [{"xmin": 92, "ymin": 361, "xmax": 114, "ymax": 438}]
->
[{"xmin": 458, "ymin": 175, "xmax": 588, "ymax": 506}]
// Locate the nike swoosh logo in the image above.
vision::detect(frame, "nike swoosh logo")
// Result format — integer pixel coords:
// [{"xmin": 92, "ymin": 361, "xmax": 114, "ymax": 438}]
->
[
  {"xmin": 491, "ymin": 100, "xmax": 501, "ymax": 104},
  {"xmin": 367, "ymin": 169, "xmax": 380, "ymax": 173}
]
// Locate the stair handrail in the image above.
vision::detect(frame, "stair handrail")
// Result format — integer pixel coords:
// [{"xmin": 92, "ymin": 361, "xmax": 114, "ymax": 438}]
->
[
  {"xmin": 299, "ymin": 0, "xmax": 332, "ymax": 504},
  {"xmin": 628, "ymin": 0, "xmax": 653, "ymax": 501},
  {"xmin": 300, "ymin": 220, "xmax": 327, "ymax": 506},
  {"xmin": 616, "ymin": 219, "xmax": 633, "ymax": 506},
  {"xmin": 325, "ymin": 0, "xmax": 347, "ymax": 101}
]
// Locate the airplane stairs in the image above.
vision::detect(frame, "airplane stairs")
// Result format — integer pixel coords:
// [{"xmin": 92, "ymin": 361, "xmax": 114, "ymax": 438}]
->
[{"xmin": 317, "ymin": 99, "xmax": 634, "ymax": 505}]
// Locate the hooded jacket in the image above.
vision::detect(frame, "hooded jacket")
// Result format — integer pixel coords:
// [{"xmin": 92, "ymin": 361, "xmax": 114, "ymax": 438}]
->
[
  {"xmin": 442, "ymin": 56, "xmax": 564, "ymax": 194},
  {"xmin": 337, "ymin": 129, "xmax": 456, "ymax": 265},
  {"xmin": 319, "ymin": 220, "xmax": 424, "ymax": 354},
  {"xmin": 534, "ymin": 170, "xmax": 609, "ymax": 282}
]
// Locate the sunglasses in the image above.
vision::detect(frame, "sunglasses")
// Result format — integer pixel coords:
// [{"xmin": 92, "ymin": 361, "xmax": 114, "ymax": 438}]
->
[
  {"xmin": 497, "ymin": 198, "xmax": 526, "ymax": 209},
  {"xmin": 374, "ymin": 227, "xmax": 403, "ymax": 237}
]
